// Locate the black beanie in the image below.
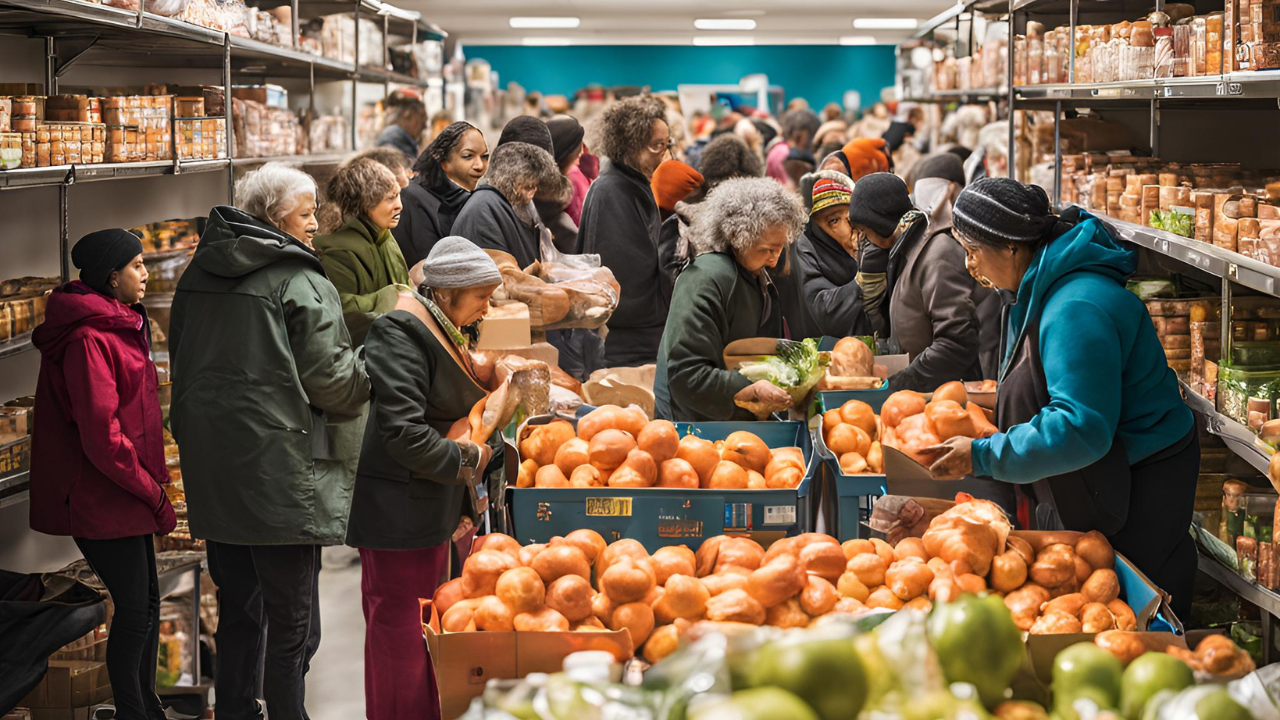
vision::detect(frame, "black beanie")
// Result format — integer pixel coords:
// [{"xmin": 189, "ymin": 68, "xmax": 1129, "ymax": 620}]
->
[
  {"xmin": 497, "ymin": 116, "xmax": 554, "ymax": 155},
  {"xmin": 545, "ymin": 116, "xmax": 585, "ymax": 166},
  {"xmin": 914, "ymin": 152, "xmax": 966, "ymax": 187},
  {"xmin": 846, "ymin": 172, "xmax": 914, "ymax": 238},
  {"xmin": 71, "ymin": 229, "xmax": 144, "ymax": 295},
  {"xmin": 881, "ymin": 121, "xmax": 915, "ymax": 152},
  {"xmin": 953, "ymin": 177, "xmax": 1058, "ymax": 246}
]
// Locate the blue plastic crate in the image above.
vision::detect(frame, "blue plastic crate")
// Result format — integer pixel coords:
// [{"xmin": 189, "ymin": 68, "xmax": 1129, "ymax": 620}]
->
[
  {"xmin": 507, "ymin": 419, "xmax": 817, "ymax": 552},
  {"xmin": 815, "ymin": 390, "xmax": 891, "ymax": 542}
]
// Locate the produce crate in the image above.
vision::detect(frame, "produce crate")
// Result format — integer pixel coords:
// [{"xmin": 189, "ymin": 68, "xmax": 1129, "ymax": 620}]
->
[
  {"xmin": 815, "ymin": 390, "xmax": 890, "ymax": 542},
  {"xmin": 507, "ymin": 418, "xmax": 817, "ymax": 552}
]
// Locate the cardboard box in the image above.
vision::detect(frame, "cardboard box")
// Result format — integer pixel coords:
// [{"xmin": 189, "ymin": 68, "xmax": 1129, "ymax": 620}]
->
[
  {"xmin": 19, "ymin": 661, "xmax": 112, "ymax": 709},
  {"xmin": 421, "ymin": 601, "xmax": 633, "ymax": 720}
]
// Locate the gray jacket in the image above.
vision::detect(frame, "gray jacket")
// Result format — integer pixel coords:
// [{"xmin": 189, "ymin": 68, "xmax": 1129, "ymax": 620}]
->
[{"xmin": 887, "ymin": 179, "xmax": 997, "ymax": 391}]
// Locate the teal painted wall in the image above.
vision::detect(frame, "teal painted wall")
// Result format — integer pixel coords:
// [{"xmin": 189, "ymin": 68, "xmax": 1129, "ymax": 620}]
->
[{"xmin": 462, "ymin": 44, "xmax": 897, "ymax": 110}]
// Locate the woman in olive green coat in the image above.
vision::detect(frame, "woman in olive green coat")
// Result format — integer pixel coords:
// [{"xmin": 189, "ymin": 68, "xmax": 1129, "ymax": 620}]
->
[
  {"xmin": 314, "ymin": 157, "xmax": 412, "ymax": 345},
  {"xmin": 654, "ymin": 177, "xmax": 808, "ymax": 422}
]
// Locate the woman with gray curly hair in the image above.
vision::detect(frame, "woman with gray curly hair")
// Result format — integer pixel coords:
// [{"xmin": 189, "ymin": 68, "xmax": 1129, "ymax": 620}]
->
[
  {"xmin": 453, "ymin": 141, "xmax": 564, "ymax": 268},
  {"xmin": 577, "ymin": 94, "xmax": 672, "ymax": 367},
  {"xmin": 653, "ymin": 177, "xmax": 806, "ymax": 422}
]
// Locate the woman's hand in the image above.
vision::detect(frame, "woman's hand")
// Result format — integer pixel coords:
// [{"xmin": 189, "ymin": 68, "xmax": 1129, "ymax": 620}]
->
[
  {"xmin": 734, "ymin": 380, "xmax": 792, "ymax": 412},
  {"xmin": 457, "ymin": 438, "xmax": 493, "ymax": 482},
  {"xmin": 921, "ymin": 436, "xmax": 974, "ymax": 479},
  {"xmin": 452, "ymin": 515, "xmax": 474, "ymax": 543}
]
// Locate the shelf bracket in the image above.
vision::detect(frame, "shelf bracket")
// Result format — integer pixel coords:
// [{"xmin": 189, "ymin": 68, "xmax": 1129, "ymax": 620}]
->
[{"xmin": 52, "ymin": 35, "xmax": 100, "ymax": 78}]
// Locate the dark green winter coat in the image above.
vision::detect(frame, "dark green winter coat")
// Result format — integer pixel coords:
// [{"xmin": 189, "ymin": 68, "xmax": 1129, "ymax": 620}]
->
[
  {"xmin": 314, "ymin": 214, "xmax": 412, "ymax": 346},
  {"xmin": 169, "ymin": 206, "xmax": 370, "ymax": 546},
  {"xmin": 654, "ymin": 251, "xmax": 782, "ymax": 422},
  {"xmin": 346, "ymin": 302, "xmax": 498, "ymax": 549}
]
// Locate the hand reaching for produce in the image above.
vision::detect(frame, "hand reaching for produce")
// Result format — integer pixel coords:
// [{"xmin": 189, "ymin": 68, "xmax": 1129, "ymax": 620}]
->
[
  {"xmin": 452, "ymin": 515, "xmax": 475, "ymax": 543},
  {"xmin": 735, "ymin": 380, "xmax": 793, "ymax": 412},
  {"xmin": 922, "ymin": 436, "xmax": 973, "ymax": 479}
]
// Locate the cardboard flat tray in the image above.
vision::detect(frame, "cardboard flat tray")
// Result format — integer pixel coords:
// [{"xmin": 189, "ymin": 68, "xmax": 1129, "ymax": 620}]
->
[
  {"xmin": 421, "ymin": 600, "xmax": 633, "ymax": 720},
  {"xmin": 508, "ymin": 418, "xmax": 816, "ymax": 552}
]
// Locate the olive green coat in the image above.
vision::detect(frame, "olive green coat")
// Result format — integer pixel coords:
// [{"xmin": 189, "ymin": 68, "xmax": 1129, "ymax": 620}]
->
[
  {"xmin": 314, "ymin": 214, "xmax": 412, "ymax": 346},
  {"xmin": 169, "ymin": 207, "xmax": 370, "ymax": 546},
  {"xmin": 654, "ymin": 251, "xmax": 782, "ymax": 422}
]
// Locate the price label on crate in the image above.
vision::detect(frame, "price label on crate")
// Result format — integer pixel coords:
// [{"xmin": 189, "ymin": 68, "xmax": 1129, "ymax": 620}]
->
[
  {"xmin": 764, "ymin": 505, "xmax": 797, "ymax": 526},
  {"xmin": 585, "ymin": 497, "xmax": 633, "ymax": 517},
  {"xmin": 724, "ymin": 503, "xmax": 753, "ymax": 532}
]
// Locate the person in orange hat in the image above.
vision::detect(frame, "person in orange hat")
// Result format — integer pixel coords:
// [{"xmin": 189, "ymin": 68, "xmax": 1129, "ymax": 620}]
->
[
  {"xmin": 651, "ymin": 160, "xmax": 704, "ymax": 220},
  {"xmin": 820, "ymin": 137, "xmax": 892, "ymax": 181}
]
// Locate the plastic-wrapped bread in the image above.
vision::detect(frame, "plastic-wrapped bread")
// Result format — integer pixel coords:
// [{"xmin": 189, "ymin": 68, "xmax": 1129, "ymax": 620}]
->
[{"xmin": 486, "ymin": 249, "xmax": 619, "ymax": 330}]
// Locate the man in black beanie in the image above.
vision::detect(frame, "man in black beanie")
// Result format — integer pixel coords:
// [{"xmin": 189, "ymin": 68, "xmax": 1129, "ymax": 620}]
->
[
  {"xmin": 546, "ymin": 115, "xmax": 585, "ymax": 171},
  {"xmin": 71, "ymin": 229, "xmax": 146, "ymax": 299},
  {"xmin": 846, "ymin": 172, "xmax": 989, "ymax": 395}
]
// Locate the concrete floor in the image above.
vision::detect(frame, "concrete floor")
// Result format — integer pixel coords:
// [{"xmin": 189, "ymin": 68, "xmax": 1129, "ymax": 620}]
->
[{"xmin": 305, "ymin": 548, "xmax": 366, "ymax": 720}]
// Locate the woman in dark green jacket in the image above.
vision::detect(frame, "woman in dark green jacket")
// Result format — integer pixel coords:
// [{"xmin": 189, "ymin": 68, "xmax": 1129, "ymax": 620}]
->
[
  {"xmin": 345, "ymin": 236, "xmax": 501, "ymax": 720},
  {"xmin": 315, "ymin": 157, "xmax": 412, "ymax": 346},
  {"xmin": 654, "ymin": 177, "xmax": 808, "ymax": 422}
]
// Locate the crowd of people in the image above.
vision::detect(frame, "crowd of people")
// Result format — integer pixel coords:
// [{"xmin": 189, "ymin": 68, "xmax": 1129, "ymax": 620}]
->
[{"xmin": 24, "ymin": 85, "xmax": 1198, "ymax": 720}]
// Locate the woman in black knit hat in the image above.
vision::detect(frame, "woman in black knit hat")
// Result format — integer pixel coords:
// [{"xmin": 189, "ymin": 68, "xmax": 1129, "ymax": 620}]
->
[{"xmin": 924, "ymin": 177, "xmax": 1198, "ymax": 618}]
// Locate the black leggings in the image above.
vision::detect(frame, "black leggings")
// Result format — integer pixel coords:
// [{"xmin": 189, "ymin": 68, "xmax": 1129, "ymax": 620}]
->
[
  {"xmin": 1109, "ymin": 430, "xmax": 1200, "ymax": 621},
  {"xmin": 74, "ymin": 535, "xmax": 166, "ymax": 720}
]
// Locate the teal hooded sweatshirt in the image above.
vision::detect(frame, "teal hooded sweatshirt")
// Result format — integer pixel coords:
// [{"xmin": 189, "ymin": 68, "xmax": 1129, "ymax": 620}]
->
[{"xmin": 970, "ymin": 211, "xmax": 1193, "ymax": 482}]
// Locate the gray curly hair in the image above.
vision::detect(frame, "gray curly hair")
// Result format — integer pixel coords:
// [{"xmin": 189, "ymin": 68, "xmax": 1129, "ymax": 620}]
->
[
  {"xmin": 688, "ymin": 177, "xmax": 806, "ymax": 258},
  {"xmin": 595, "ymin": 95, "xmax": 668, "ymax": 165},
  {"xmin": 235, "ymin": 162, "xmax": 317, "ymax": 228},
  {"xmin": 484, "ymin": 142, "xmax": 563, "ymax": 201}
]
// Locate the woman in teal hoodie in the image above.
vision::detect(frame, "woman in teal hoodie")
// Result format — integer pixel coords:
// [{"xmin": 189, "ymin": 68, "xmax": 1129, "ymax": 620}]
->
[{"xmin": 925, "ymin": 178, "xmax": 1197, "ymax": 617}]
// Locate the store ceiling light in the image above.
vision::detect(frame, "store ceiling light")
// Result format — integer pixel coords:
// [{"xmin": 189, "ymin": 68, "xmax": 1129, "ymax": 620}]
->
[
  {"xmin": 522, "ymin": 37, "xmax": 571, "ymax": 46},
  {"xmin": 840, "ymin": 36, "xmax": 877, "ymax": 45},
  {"xmin": 693, "ymin": 36, "xmax": 755, "ymax": 46},
  {"xmin": 852, "ymin": 18, "xmax": 919, "ymax": 29},
  {"xmin": 509, "ymin": 17, "xmax": 580, "ymax": 29},
  {"xmin": 694, "ymin": 18, "xmax": 757, "ymax": 30}
]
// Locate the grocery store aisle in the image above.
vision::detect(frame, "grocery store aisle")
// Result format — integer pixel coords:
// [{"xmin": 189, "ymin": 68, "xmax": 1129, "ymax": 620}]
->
[{"xmin": 306, "ymin": 548, "xmax": 366, "ymax": 720}]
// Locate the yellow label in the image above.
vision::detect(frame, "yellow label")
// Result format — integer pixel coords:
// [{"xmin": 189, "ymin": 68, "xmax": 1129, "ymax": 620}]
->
[{"xmin": 585, "ymin": 497, "xmax": 633, "ymax": 517}]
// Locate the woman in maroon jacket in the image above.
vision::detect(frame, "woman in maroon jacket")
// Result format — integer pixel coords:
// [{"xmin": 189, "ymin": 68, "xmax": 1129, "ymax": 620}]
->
[{"xmin": 31, "ymin": 228, "xmax": 175, "ymax": 720}]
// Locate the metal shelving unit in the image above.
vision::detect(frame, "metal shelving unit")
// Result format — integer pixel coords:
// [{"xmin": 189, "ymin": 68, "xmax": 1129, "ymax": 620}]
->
[
  {"xmin": 1010, "ymin": 0, "xmax": 1280, "ymax": 646},
  {"xmin": 901, "ymin": 0, "xmax": 1011, "ymax": 110},
  {"xmin": 0, "ymin": 0, "xmax": 446, "ymax": 526}
]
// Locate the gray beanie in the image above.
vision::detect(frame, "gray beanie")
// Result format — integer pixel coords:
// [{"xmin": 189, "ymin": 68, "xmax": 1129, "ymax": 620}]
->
[{"xmin": 421, "ymin": 236, "xmax": 502, "ymax": 289}]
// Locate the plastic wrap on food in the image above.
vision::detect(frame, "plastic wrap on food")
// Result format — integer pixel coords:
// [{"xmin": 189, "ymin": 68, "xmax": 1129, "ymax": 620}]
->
[{"xmin": 487, "ymin": 246, "xmax": 620, "ymax": 331}]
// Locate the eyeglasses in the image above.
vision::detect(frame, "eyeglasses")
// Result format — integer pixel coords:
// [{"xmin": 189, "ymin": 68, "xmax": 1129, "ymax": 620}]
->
[{"xmin": 648, "ymin": 137, "xmax": 674, "ymax": 154}]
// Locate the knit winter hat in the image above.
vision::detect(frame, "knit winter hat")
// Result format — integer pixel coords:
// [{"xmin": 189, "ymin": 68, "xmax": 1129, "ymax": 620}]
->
[
  {"xmin": 913, "ymin": 152, "xmax": 967, "ymax": 187},
  {"xmin": 840, "ymin": 137, "xmax": 892, "ymax": 181},
  {"xmin": 545, "ymin": 116, "xmax": 585, "ymax": 166},
  {"xmin": 953, "ymin": 177, "xmax": 1058, "ymax": 246},
  {"xmin": 651, "ymin": 160, "xmax": 704, "ymax": 212},
  {"xmin": 881, "ymin": 120, "xmax": 915, "ymax": 152},
  {"xmin": 421, "ymin": 236, "xmax": 502, "ymax": 289},
  {"xmin": 72, "ymin": 229, "xmax": 144, "ymax": 295},
  {"xmin": 496, "ymin": 116, "xmax": 554, "ymax": 155},
  {"xmin": 809, "ymin": 177, "xmax": 852, "ymax": 216},
  {"xmin": 846, "ymin": 172, "xmax": 914, "ymax": 238}
]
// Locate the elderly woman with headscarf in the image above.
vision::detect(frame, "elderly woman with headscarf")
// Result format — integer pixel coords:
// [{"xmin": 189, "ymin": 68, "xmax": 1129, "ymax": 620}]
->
[
  {"xmin": 346, "ymin": 237, "xmax": 503, "ymax": 720},
  {"xmin": 314, "ymin": 157, "xmax": 412, "ymax": 346},
  {"xmin": 170, "ymin": 163, "xmax": 369, "ymax": 720},
  {"xmin": 395, "ymin": 121, "xmax": 490, "ymax": 266},
  {"xmin": 452, "ymin": 141, "xmax": 565, "ymax": 269},
  {"xmin": 654, "ymin": 178, "xmax": 807, "ymax": 422},
  {"xmin": 577, "ymin": 94, "xmax": 672, "ymax": 367},
  {"xmin": 796, "ymin": 170, "xmax": 874, "ymax": 339}
]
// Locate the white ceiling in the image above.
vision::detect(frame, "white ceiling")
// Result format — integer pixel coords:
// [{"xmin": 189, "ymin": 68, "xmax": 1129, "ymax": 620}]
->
[{"xmin": 405, "ymin": 0, "xmax": 956, "ymax": 45}]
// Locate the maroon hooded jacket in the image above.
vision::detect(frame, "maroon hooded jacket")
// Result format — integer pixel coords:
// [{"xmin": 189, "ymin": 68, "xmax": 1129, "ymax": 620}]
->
[{"xmin": 30, "ymin": 281, "xmax": 174, "ymax": 539}]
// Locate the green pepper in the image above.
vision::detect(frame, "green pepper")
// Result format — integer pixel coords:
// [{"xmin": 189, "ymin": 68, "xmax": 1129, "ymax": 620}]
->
[
  {"xmin": 690, "ymin": 687, "xmax": 820, "ymax": 720},
  {"xmin": 926, "ymin": 594, "xmax": 1025, "ymax": 708},
  {"xmin": 1120, "ymin": 652, "xmax": 1194, "ymax": 720},
  {"xmin": 1052, "ymin": 642, "xmax": 1123, "ymax": 719},
  {"xmin": 746, "ymin": 636, "xmax": 869, "ymax": 720}
]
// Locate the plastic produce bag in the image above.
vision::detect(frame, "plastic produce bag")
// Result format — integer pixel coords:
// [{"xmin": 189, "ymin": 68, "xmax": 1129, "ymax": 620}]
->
[
  {"xmin": 488, "ymin": 240, "xmax": 620, "ymax": 331},
  {"xmin": 731, "ymin": 338, "xmax": 831, "ymax": 418}
]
